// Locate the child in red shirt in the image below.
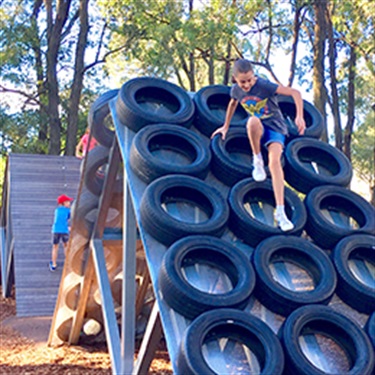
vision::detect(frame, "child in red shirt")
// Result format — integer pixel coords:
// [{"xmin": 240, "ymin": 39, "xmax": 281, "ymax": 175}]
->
[{"xmin": 75, "ymin": 127, "xmax": 98, "ymax": 158}]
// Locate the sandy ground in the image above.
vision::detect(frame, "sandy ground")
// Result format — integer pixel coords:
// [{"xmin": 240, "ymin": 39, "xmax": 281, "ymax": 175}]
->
[{"xmin": 0, "ymin": 286, "xmax": 172, "ymax": 374}]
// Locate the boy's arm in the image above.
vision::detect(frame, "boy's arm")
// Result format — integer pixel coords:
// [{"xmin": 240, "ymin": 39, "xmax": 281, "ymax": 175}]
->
[
  {"xmin": 75, "ymin": 138, "xmax": 83, "ymax": 158},
  {"xmin": 276, "ymin": 85, "xmax": 306, "ymax": 135},
  {"xmin": 211, "ymin": 98, "xmax": 239, "ymax": 139}
]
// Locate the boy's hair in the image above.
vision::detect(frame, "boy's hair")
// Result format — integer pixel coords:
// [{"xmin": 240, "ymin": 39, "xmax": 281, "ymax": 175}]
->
[{"xmin": 233, "ymin": 59, "xmax": 254, "ymax": 77}]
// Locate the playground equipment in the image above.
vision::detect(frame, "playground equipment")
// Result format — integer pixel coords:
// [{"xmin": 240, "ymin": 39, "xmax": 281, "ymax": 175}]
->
[
  {"xmin": 1, "ymin": 77, "xmax": 374, "ymax": 374},
  {"xmin": 0, "ymin": 154, "xmax": 81, "ymax": 316}
]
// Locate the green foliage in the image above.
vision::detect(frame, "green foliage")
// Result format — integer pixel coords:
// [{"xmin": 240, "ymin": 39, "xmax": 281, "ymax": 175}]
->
[
  {"xmin": 0, "ymin": 105, "xmax": 47, "ymax": 155},
  {"xmin": 331, "ymin": 0, "xmax": 374, "ymax": 76},
  {"xmin": 100, "ymin": 0, "xmax": 262, "ymax": 88},
  {"xmin": 0, "ymin": 0, "xmax": 112, "ymax": 156},
  {"xmin": 0, "ymin": 0, "xmax": 373, "ymax": 188},
  {"xmin": 351, "ymin": 111, "xmax": 375, "ymax": 186},
  {"xmin": 0, "ymin": 3, "xmax": 36, "ymax": 84}
]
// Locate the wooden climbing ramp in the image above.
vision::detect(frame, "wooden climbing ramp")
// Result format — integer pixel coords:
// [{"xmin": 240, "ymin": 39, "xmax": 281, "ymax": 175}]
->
[{"xmin": 1, "ymin": 154, "xmax": 81, "ymax": 317}]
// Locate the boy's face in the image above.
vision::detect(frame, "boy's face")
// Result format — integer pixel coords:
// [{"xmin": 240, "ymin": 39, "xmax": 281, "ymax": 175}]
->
[
  {"xmin": 234, "ymin": 71, "xmax": 256, "ymax": 92},
  {"xmin": 63, "ymin": 201, "xmax": 71, "ymax": 208}
]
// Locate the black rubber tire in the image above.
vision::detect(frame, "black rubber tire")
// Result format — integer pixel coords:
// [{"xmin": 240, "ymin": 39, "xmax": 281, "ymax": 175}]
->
[
  {"xmin": 365, "ymin": 312, "xmax": 375, "ymax": 350},
  {"xmin": 228, "ymin": 178, "xmax": 306, "ymax": 247},
  {"xmin": 71, "ymin": 189, "xmax": 99, "ymax": 237},
  {"xmin": 252, "ymin": 235, "xmax": 337, "ymax": 316},
  {"xmin": 115, "ymin": 77, "xmax": 194, "ymax": 132},
  {"xmin": 129, "ymin": 124, "xmax": 211, "ymax": 183},
  {"xmin": 304, "ymin": 185, "xmax": 375, "ymax": 249},
  {"xmin": 140, "ymin": 174, "xmax": 229, "ymax": 246},
  {"xmin": 331, "ymin": 234, "xmax": 375, "ymax": 314},
  {"xmin": 279, "ymin": 305, "xmax": 375, "ymax": 375},
  {"xmin": 284, "ymin": 138, "xmax": 353, "ymax": 193},
  {"xmin": 158, "ymin": 235, "xmax": 255, "ymax": 319},
  {"xmin": 193, "ymin": 85, "xmax": 248, "ymax": 137},
  {"xmin": 177, "ymin": 308, "xmax": 285, "ymax": 375},
  {"xmin": 89, "ymin": 89, "xmax": 119, "ymax": 147},
  {"xmin": 210, "ymin": 128, "xmax": 281, "ymax": 186},
  {"xmin": 277, "ymin": 95, "xmax": 324, "ymax": 140},
  {"xmin": 83, "ymin": 145, "xmax": 123, "ymax": 196},
  {"xmin": 72, "ymin": 188, "xmax": 122, "ymax": 237}
]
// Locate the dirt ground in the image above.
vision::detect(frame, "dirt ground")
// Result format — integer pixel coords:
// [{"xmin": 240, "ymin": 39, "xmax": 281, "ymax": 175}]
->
[{"xmin": 0, "ymin": 286, "xmax": 172, "ymax": 374}]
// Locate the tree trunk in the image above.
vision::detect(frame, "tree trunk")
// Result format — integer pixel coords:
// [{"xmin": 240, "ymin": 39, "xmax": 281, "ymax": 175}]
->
[
  {"xmin": 343, "ymin": 46, "xmax": 356, "ymax": 161},
  {"xmin": 223, "ymin": 42, "xmax": 232, "ymax": 85},
  {"xmin": 371, "ymin": 144, "xmax": 375, "ymax": 206},
  {"xmin": 326, "ymin": 5, "xmax": 342, "ymax": 150},
  {"xmin": 312, "ymin": 0, "xmax": 328, "ymax": 142},
  {"xmin": 288, "ymin": 4, "xmax": 306, "ymax": 87},
  {"xmin": 188, "ymin": 0, "xmax": 196, "ymax": 92},
  {"xmin": 208, "ymin": 47, "xmax": 215, "ymax": 84},
  {"xmin": 372, "ymin": 106, "xmax": 375, "ymax": 206},
  {"xmin": 31, "ymin": 0, "xmax": 48, "ymax": 147},
  {"xmin": 44, "ymin": 0, "xmax": 72, "ymax": 155},
  {"xmin": 66, "ymin": 0, "xmax": 90, "ymax": 156}
]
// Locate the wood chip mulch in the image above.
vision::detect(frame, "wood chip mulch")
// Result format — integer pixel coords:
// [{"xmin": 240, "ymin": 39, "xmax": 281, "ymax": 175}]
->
[{"xmin": 0, "ymin": 286, "xmax": 172, "ymax": 374}]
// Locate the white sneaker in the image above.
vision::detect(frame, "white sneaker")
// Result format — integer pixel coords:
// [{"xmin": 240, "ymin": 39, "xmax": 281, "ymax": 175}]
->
[
  {"xmin": 275, "ymin": 212, "xmax": 294, "ymax": 231},
  {"xmin": 252, "ymin": 163, "xmax": 266, "ymax": 182}
]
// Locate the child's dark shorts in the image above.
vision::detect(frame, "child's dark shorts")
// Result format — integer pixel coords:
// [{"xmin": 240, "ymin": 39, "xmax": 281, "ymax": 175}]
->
[
  {"xmin": 52, "ymin": 233, "xmax": 69, "ymax": 245},
  {"xmin": 262, "ymin": 125, "xmax": 286, "ymax": 147}
]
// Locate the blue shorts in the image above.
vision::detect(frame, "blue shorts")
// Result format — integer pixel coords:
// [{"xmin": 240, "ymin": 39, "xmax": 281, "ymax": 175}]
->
[
  {"xmin": 261, "ymin": 126, "xmax": 285, "ymax": 147},
  {"xmin": 52, "ymin": 233, "xmax": 69, "ymax": 245}
]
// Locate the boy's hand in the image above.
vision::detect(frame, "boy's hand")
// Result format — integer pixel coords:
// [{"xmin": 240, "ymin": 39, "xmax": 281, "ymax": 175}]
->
[
  {"xmin": 211, "ymin": 125, "xmax": 228, "ymax": 140},
  {"xmin": 295, "ymin": 116, "xmax": 306, "ymax": 135}
]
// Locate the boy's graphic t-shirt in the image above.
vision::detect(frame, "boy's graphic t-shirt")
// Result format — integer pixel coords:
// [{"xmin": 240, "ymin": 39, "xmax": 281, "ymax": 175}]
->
[
  {"xmin": 52, "ymin": 206, "xmax": 71, "ymax": 234},
  {"xmin": 231, "ymin": 77, "xmax": 288, "ymax": 135}
]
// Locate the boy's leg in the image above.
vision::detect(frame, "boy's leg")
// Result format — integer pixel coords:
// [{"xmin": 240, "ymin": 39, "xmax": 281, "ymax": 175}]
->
[
  {"xmin": 246, "ymin": 116, "xmax": 266, "ymax": 181},
  {"xmin": 267, "ymin": 142, "xmax": 285, "ymax": 206},
  {"xmin": 268, "ymin": 141, "xmax": 294, "ymax": 231},
  {"xmin": 61, "ymin": 233, "xmax": 69, "ymax": 257},
  {"xmin": 246, "ymin": 116, "xmax": 263, "ymax": 155},
  {"xmin": 50, "ymin": 243, "xmax": 59, "ymax": 271}
]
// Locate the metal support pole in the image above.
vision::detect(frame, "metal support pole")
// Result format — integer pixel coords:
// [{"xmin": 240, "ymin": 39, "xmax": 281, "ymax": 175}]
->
[
  {"xmin": 92, "ymin": 238, "xmax": 122, "ymax": 374},
  {"xmin": 121, "ymin": 178, "xmax": 137, "ymax": 374},
  {"xmin": 133, "ymin": 302, "xmax": 163, "ymax": 375}
]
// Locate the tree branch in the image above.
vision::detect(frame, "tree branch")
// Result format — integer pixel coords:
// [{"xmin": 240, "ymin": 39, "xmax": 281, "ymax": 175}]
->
[
  {"xmin": 0, "ymin": 85, "xmax": 45, "ymax": 110},
  {"xmin": 61, "ymin": 9, "xmax": 80, "ymax": 42},
  {"xmin": 265, "ymin": 0, "xmax": 272, "ymax": 60},
  {"xmin": 229, "ymin": 41, "xmax": 281, "ymax": 84},
  {"xmin": 238, "ymin": 23, "xmax": 284, "ymax": 36},
  {"xmin": 95, "ymin": 21, "xmax": 108, "ymax": 63},
  {"xmin": 288, "ymin": 5, "xmax": 309, "ymax": 86},
  {"xmin": 83, "ymin": 33, "xmax": 144, "ymax": 73},
  {"xmin": 338, "ymin": 30, "xmax": 375, "ymax": 78}
]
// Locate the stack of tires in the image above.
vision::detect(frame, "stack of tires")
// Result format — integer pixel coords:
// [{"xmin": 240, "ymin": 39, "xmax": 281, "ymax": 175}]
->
[
  {"xmin": 116, "ymin": 79, "xmax": 374, "ymax": 375},
  {"xmin": 57, "ymin": 76, "xmax": 374, "ymax": 374}
]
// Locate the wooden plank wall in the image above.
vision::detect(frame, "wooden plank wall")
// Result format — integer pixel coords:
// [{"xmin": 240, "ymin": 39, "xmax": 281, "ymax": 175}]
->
[{"xmin": 9, "ymin": 154, "xmax": 81, "ymax": 317}]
